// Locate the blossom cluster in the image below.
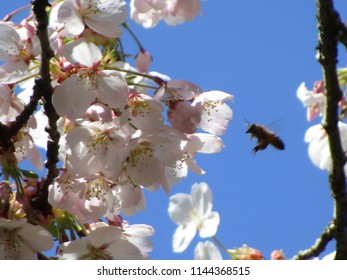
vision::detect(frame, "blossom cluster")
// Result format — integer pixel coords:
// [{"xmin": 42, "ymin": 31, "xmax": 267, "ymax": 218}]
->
[{"xmin": 0, "ymin": 0, "xmax": 233, "ymax": 259}]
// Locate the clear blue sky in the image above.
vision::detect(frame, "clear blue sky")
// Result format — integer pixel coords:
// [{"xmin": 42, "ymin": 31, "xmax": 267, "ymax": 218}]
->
[{"xmin": 3, "ymin": 0, "xmax": 347, "ymax": 260}]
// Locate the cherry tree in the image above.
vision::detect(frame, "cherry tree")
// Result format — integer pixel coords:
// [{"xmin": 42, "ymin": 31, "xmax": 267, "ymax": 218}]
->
[{"xmin": 0, "ymin": 0, "xmax": 346, "ymax": 260}]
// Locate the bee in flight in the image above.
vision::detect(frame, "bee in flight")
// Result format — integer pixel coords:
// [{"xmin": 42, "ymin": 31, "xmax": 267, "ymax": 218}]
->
[{"xmin": 245, "ymin": 122, "xmax": 285, "ymax": 154}]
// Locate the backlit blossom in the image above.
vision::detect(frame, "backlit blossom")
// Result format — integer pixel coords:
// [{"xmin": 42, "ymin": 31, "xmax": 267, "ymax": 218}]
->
[
  {"xmin": 0, "ymin": 219, "xmax": 54, "ymax": 259},
  {"xmin": 195, "ymin": 240, "xmax": 223, "ymax": 260},
  {"xmin": 57, "ymin": 0, "xmax": 127, "ymax": 38},
  {"xmin": 168, "ymin": 182, "xmax": 220, "ymax": 253}
]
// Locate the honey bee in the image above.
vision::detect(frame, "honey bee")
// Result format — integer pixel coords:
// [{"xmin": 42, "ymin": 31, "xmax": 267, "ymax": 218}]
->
[{"xmin": 246, "ymin": 122, "xmax": 285, "ymax": 154}]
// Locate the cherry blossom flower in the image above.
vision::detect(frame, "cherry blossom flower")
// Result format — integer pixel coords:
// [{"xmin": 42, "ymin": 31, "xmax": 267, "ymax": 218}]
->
[
  {"xmin": 122, "ymin": 91, "xmax": 164, "ymax": 136},
  {"xmin": 193, "ymin": 90, "xmax": 234, "ymax": 135},
  {"xmin": 168, "ymin": 182, "xmax": 220, "ymax": 253},
  {"xmin": 49, "ymin": 172, "xmax": 115, "ymax": 223},
  {"xmin": 130, "ymin": 0, "xmax": 201, "ymax": 28},
  {"xmin": 160, "ymin": 132, "xmax": 224, "ymax": 193},
  {"xmin": 297, "ymin": 82, "xmax": 326, "ymax": 121},
  {"xmin": 194, "ymin": 240, "xmax": 223, "ymax": 260},
  {"xmin": 57, "ymin": 0, "xmax": 127, "ymax": 38},
  {"xmin": 0, "ymin": 218, "xmax": 54, "ymax": 259},
  {"xmin": 304, "ymin": 122, "xmax": 347, "ymax": 172},
  {"xmin": 52, "ymin": 38, "xmax": 129, "ymax": 120},
  {"xmin": 64, "ymin": 120, "xmax": 132, "ymax": 179},
  {"xmin": 58, "ymin": 224, "xmax": 144, "ymax": 259}
]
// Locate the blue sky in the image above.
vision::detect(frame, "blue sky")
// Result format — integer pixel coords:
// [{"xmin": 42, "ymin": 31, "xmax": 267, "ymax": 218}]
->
[{"xmin": 3, "ymin": 0, "xmax": 347, "ymax": 260}]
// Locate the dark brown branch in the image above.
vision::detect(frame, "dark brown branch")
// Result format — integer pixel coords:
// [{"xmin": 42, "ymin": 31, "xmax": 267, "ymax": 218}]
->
[
  {"xmin": 292, "ymin": 223, "xmax": 335, "ymax": 260},
  {"xmin": 29, "ymin": 0, "xmax": 60, "ymax": 216},
  {"xmin": 317, "ymin": 0, "xmax": 347, "ymax": 260}
]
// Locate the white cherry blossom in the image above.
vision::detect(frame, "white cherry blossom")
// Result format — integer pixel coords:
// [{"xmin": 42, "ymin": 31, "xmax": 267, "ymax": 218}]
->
[
  {"xmin": 65, "ymin": 121, "xmax": 131, "ymax": 179},
  {"xmin": 0, "ymin": 219, "xmax": 54, "ymax": 259},
  {"xmin": 193, "ymin": 90, "xmax": 234, "ymax": 136},
  {"xmin": 122, "ymin": 91, "xmax": 164, "ymax": 135},
  {"xmin": 168, "ymin": 182, "xmax": 220, "ymax": 253},
  {"xmin": 57, "ymin": 0, "xmax": 127, "ymax": 38},
  {"xmin": 52, "ymin": 38, "xmax": 129, "ymax": 120},
  {"xmin": 58, "ymin": 224, "xmax": 144, "ymax": 259}
]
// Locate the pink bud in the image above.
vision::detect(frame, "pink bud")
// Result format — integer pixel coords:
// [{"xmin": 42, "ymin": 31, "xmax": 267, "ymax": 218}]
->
[
  {"xmin": 271, "ymin": 250, "xmax": 285, "ymax": 260},
  {"xmin": 135, "ymin": 50, "xmax": 152, "ymax": 73}
]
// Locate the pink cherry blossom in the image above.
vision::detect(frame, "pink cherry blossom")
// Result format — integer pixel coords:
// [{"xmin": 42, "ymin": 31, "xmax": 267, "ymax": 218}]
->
[{"xmin": 52, "ymin": 38, "xmax": 129, "ymax": 120}]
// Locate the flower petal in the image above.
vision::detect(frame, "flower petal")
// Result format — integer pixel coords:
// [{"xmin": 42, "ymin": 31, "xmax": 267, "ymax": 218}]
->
[
  {"xmin": 63, "ymin": 38, "xmax": 102, "ymax": 67},
  {"xmin": 168, "ymin": 193, "xmax": 193, "ymax": 224},
  {"xmin": 58, "ymin": 0, "xmax": 85, "ymax": 36},
  {"xmin": 172, "ymin": 224, "xmax": 196, "ymax": 253},
  {"xmin": 199, "ymin": 211, "xmax": 220, "ymax": 238},
  {"xmin": 53, "ymin": 75, "xmax": 95, "ymax": 119},
  {"xmin": 191, "ymin": 182, "xmax": 213, "ymax": 218}
]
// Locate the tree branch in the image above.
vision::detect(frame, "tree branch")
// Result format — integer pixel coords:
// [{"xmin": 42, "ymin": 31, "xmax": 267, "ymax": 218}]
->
[
  {"xmin": 292, "ymin": 222, "xmax": 335, "ymax": 260},
  {"xmin": 317, "ymin": 0, "xmax": 347, "ymax": 260},
  {"xmin": 30, "ymin": 0, "xmax": 60, "ymax": 216}
]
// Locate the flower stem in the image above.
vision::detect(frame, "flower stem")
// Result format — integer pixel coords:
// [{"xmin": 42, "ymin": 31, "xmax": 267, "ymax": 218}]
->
[
  {"xmin": 122, "ymin": 23, "xmax": 145, "ymax": 52},
  {"xmin": 212, "ymin": 235, "xmax": 228, "ymax": 253}
]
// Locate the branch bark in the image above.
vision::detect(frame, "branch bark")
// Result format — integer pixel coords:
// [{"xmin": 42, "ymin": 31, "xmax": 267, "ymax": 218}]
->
[
  {"xmin": 30, "ymin": 0, "xmax": 60, "ymax": 216},
  {"xmin": 316, "ymin": 0, "xmax": 347, "ymax": 260}
]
